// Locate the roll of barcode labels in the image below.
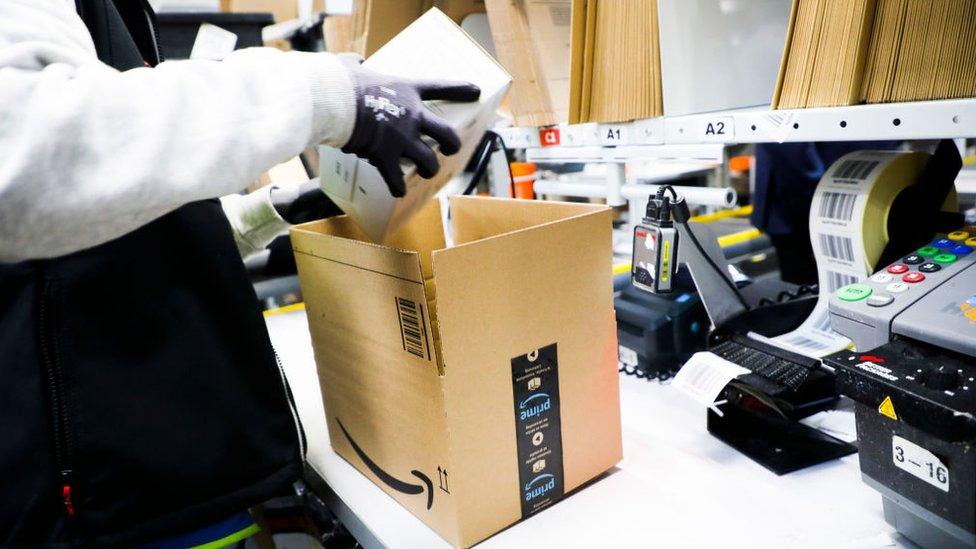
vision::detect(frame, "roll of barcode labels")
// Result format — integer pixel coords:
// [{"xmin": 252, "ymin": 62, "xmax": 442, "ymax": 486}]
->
[{"xmin": 772, "ymin": 151, "xmax": 957, "ymax": 357}]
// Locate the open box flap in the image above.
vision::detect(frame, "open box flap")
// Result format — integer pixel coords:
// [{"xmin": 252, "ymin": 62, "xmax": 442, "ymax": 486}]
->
[{"xmin": 447, "ymin": 195, "xmax": 608, "ymax": 246}]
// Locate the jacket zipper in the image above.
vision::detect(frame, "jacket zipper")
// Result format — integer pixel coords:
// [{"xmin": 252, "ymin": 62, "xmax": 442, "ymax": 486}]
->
[
  {"xmin": 39, "ymin": 279, "xmax": 77, "ymax": 518},
  {"xmin": 273, "ymin": 347, "xmax": 307, "ymax": 461},
  {"xmin": 141, "ymin": 0, "xmax": 164, "ymax": 64}
]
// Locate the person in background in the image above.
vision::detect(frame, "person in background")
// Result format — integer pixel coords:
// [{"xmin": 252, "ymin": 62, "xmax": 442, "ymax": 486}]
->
[
  {"xmin": 751, "ymin": 141, "xmax": 900, "ymax": 285},
  {"xmin": 0, "ymin": 0, "xmax": 479, "ymax": 546}
]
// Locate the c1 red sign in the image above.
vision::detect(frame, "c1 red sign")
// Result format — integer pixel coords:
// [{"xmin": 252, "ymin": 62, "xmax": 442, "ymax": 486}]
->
[{"xmin": 539, "ymin": 127, "xmax": 561, "ymax": 147}]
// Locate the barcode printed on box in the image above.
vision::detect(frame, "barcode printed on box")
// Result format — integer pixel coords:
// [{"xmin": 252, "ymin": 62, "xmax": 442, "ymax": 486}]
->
[
  {"xmin": 395, "ymin": 297, "xmax": 428, "ymax": 360},
  {"xmin": 819, "ymin": 192, "xmax": 858, "ymax": 221},
  {"xmin": 832, "ymin": 159, "xmax": 880, "ymax": 181},
  {"xmin": 820, "ymin": 234, "xmax": 856, "ymax": 263},
  {"xmin": 827, "ymin": 270, "xmax": 859, "ymax": 292}
]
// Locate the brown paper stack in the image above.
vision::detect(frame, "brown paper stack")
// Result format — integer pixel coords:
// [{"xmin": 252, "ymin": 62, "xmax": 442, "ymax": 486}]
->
[
  {"xmin": 570, "ymin": 0, "xmax": 662, "ymax": 123},
  {"xmin": 773, "ymin": 0, "xmax": 976, "ymax": 109},
  {"xmin": 323, "ymin": 0, "xmax": 485, "ymax": 56},
  {"xmin": 486, "ymin": 0, "xmax": 662, "ymax": 125}
]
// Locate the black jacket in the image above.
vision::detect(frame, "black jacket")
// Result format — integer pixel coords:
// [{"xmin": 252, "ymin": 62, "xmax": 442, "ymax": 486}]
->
[{"xmin": 0, "ymin": 1, "xmax": 303, "ymax": 546}]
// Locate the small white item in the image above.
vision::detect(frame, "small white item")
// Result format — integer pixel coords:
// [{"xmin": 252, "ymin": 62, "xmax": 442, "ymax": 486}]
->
[
  {"xmin": 672, "ymin": 351, "xmax": 750, "ymax": 409},
  {"xmin": 618, "ymin": 345, "xmax": 639, "ymax": 367},
  {"xmin": 189, "ymin": 23, "xmax": 237, "ymax": 61},
  {"xmin": 892, "ymin": 435, "xmax": 949, "ymax": 492},
  {"xmin": 325, "ymin": 0, "xmax": 354, "ymax": 15}
]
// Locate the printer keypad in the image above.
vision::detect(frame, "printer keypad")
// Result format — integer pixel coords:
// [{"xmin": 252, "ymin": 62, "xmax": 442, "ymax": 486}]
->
[{"xmin": 836, "ymin": 230, "xmax": 976, "ymax": 312}]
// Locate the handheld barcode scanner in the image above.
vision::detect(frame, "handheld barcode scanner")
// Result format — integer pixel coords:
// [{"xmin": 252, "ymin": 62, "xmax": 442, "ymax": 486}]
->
[
  {"xmin": 632, "ymin": 187, "xmax": 684, "ymax": 294},
  {"xmin": 631, "ymin": 185, "xmax": 748, "ymax": 329}
]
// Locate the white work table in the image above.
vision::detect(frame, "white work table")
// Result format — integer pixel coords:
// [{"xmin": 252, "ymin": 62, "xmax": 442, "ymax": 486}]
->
[{"xmin": 266, "ymin": 308, "xmax": 909, "ymax": 548}]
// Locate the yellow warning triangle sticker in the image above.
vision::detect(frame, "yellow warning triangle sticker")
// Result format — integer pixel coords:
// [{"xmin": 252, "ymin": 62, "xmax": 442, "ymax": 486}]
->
[{"xmin": 879, "ymin": 396, "xmax": 898, "ymax": 420}]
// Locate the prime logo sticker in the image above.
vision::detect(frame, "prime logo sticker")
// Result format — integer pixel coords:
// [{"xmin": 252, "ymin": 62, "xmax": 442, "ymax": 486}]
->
[{"xmin": 511, "ymin": 343, "xmax": 564, "ymax": 517}]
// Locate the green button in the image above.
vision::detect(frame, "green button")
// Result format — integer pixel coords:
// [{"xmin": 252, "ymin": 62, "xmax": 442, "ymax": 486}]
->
[
  {"xmin": 918, "ymin": 246, "xmax": 940, "ymax": 257},
  {"xmin": 838, "ymin": 283, "xmax": 873, "ymax": 302},
  {"xmin": 934, "ymin": 253, "xmax": 957, "ymax": 264}
]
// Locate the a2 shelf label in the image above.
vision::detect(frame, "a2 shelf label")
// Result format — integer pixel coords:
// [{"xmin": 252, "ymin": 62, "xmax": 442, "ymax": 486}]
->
[{"xmin": 699, "ymin": 116, "xmax": 734, "ymax": 142}]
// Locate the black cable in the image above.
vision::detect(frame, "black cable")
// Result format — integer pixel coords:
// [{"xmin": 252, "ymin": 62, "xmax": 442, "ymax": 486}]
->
[
  {"xmin": 661, "ymin": 187, "xmax": 750, "ymax": 309},
  {"xmin": 756, "ymin": 284, "xmax": 820, "ymax": 307},
  {"xmin": 463, "ymin": 131, "xmax": 516, "ymax": 197},
  {"xmin": 618, "ymin": 363, "xmax": 673, "ymax": 382}
]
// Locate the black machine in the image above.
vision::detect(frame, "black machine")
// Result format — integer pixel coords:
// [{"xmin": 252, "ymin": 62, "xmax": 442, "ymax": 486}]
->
[
  {"xmin": 820, "ymin": 140, "xmax": 974, "ymax": 547},
  {"xmin": 629, "ymin": 186, "xmax": 856, "ymax": 474},
  {"xmin": 827, "ymin": 340, "xmax": 976, "ymax": 548},
  {"xmin": 614, "ymin": 271, "xmax": 708, "ymax": 381},
  {"xmin": 628, "ymin": 142, "xmax": 968, "ymax": 481}
]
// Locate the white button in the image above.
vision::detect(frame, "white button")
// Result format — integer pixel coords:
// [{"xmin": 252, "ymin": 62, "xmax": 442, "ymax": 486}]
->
[
  {"xmin": 886, "ymin": 282, "xmax": 910, "ymax": 293},
  {"xmin": 871, "ymin": 273, "xmax": 894, "ymax": 283}
]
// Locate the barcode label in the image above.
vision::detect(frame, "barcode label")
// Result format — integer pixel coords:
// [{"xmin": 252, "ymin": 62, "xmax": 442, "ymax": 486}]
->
[
  {"xmin": 395, "ymin": 297, "xmax": 428, "ymax": 360},
  {"xmin": 781, "ymin": 336, "xmax": 830, "ymax": 352},
  {"xmin": 826, "ymin": 270, "xmax": 859, "ymax": 292},
  {"xmin": 673, "ymin": 352, "xmax": 750, "ymax": 407},
  {"xmin": 812, "ymin": 312, "xmax": 833, "ymax": 332},
  {"xmin": 833, "ymin": 159, "xmax": 879, "ymax": 181},
  {"xmin": 820, "ymin": 234, "xmax": 856, "ymax": 263},
  {"xmin": 819, "ymin": 192, "xmax": 858, "ymax": 221}
]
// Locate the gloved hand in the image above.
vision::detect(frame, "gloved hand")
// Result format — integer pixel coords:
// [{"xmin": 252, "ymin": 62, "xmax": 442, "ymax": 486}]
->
[{"xmin": 339, "ymin": 55, "xmax": 481, "ymax": 197}]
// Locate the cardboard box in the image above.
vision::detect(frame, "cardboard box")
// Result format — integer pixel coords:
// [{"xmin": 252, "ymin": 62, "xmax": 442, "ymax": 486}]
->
[
  {"xmin": 221, "ymin": 0, "xmax": 324, "ymax": 22},
  {"xmin": 323, "ymin": 0, "xmax": 486, "ymax": 56},
  {"xmin": 318, "ymin": 8, "xmax": 511, "ymax": 243},
  {"xmin": 291, "ymin": 196, "xmax": 623, "ymax": 548},
  {"xmin": 484, "ymin": 0, "xmax": 569, "ymax": 126}
]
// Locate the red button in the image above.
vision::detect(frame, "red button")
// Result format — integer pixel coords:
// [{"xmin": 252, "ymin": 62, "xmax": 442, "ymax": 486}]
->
[
  {"xmin": 887, "ymin": 264, "xmax": 909, "ymax": 274},
  {"xmin": 903, "ymin": 272, "xmax": 926, "ymax": 283}
]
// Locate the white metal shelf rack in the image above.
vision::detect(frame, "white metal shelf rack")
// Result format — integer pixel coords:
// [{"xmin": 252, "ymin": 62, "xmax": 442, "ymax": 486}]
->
[
  {"xmin": 494, "ymin": 98, "xmax": 976, "ymax": 220},
  {"xmin": 497, "ymin": 98, "xmax": 976, "ymax": 155}
]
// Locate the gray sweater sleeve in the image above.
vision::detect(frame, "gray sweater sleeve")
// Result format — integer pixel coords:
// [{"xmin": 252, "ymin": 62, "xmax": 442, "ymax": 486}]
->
[{"xmin": 0, "ymin": 0, "xmax": 355, "ymax": 263}]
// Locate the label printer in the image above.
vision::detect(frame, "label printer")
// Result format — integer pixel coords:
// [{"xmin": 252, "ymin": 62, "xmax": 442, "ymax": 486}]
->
[{"xmin": 828, "ymin": 230, "xmax": 976, "ymax": 548}]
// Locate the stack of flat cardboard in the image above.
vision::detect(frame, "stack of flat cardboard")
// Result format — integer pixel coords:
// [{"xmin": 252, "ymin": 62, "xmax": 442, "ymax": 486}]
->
[
  {"xmin": 570, "ymin": 0, "xmax": 661, "ymax": 124},
  {"xmin": 862, "ymin": 0, "xmax": 976, "ymax": 103},
  {"xmin": 773, "ymin": 0, "xmax": 976, "ymax": 109},
  {"xmin": 221, "ymin": 0, "xmax": 324, "ymax": 22},
  {"xmin": 486, "ymin": 0, "xmax": 661, "ymax": 125},
  {"xmin": 323, "ymin": 0, "xmax": 484, "ymax": 56}
]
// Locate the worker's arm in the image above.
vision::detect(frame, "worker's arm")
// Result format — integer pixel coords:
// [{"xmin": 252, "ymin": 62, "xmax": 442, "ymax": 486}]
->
[
  {"xmin": 220, "ymin": 180, "xmax": 343, "ymax": 259},
  {"xmin": 0, "ymin": 0, "xmax": 355, "ymax": 263}
]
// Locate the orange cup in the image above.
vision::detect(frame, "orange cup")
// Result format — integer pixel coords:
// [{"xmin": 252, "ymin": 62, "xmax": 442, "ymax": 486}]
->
[{"xmin": 510, "ymin": 162, "xmax": 537, "ymax": 199}]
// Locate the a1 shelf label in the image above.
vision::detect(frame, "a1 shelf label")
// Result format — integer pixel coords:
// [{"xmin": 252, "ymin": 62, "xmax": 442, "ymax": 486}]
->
[
  {"xmin": 698, "ymin": 116, "xmax": 734, "ymax": 142},
  {"xmin": 600, "ymin": 124, "xmax": 630, "ymax": 145}
]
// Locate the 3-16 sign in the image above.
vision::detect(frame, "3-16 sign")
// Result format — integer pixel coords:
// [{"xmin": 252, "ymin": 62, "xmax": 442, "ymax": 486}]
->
[{"xmin": 893, "ymin": 435, "xmax": 949, "ymax": 492}]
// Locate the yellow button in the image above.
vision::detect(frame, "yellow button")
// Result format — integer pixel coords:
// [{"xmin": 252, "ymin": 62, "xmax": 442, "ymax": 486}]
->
[
  {"xmin": 966, "ymin": 308, "xmax": 976, "ymax": 322},
  {"xmin": 967, "ymin": 237, "xmax": 976, "ymax": 247},
  {"xmin": 949, "ymin": 230, "xmax": 970, "ymax": 241}
]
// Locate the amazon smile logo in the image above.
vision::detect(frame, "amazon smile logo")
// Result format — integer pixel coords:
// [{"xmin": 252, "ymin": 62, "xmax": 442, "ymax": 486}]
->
[{"xmin": 336, "ymin": 418, "xmax": 434, "ymax": 509}]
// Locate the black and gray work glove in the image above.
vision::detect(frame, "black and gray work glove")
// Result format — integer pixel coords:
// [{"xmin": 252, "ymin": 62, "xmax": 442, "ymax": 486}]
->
[{"xmin": 339, "ymin": 55, "xmax": 481, "ymax": 197}]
